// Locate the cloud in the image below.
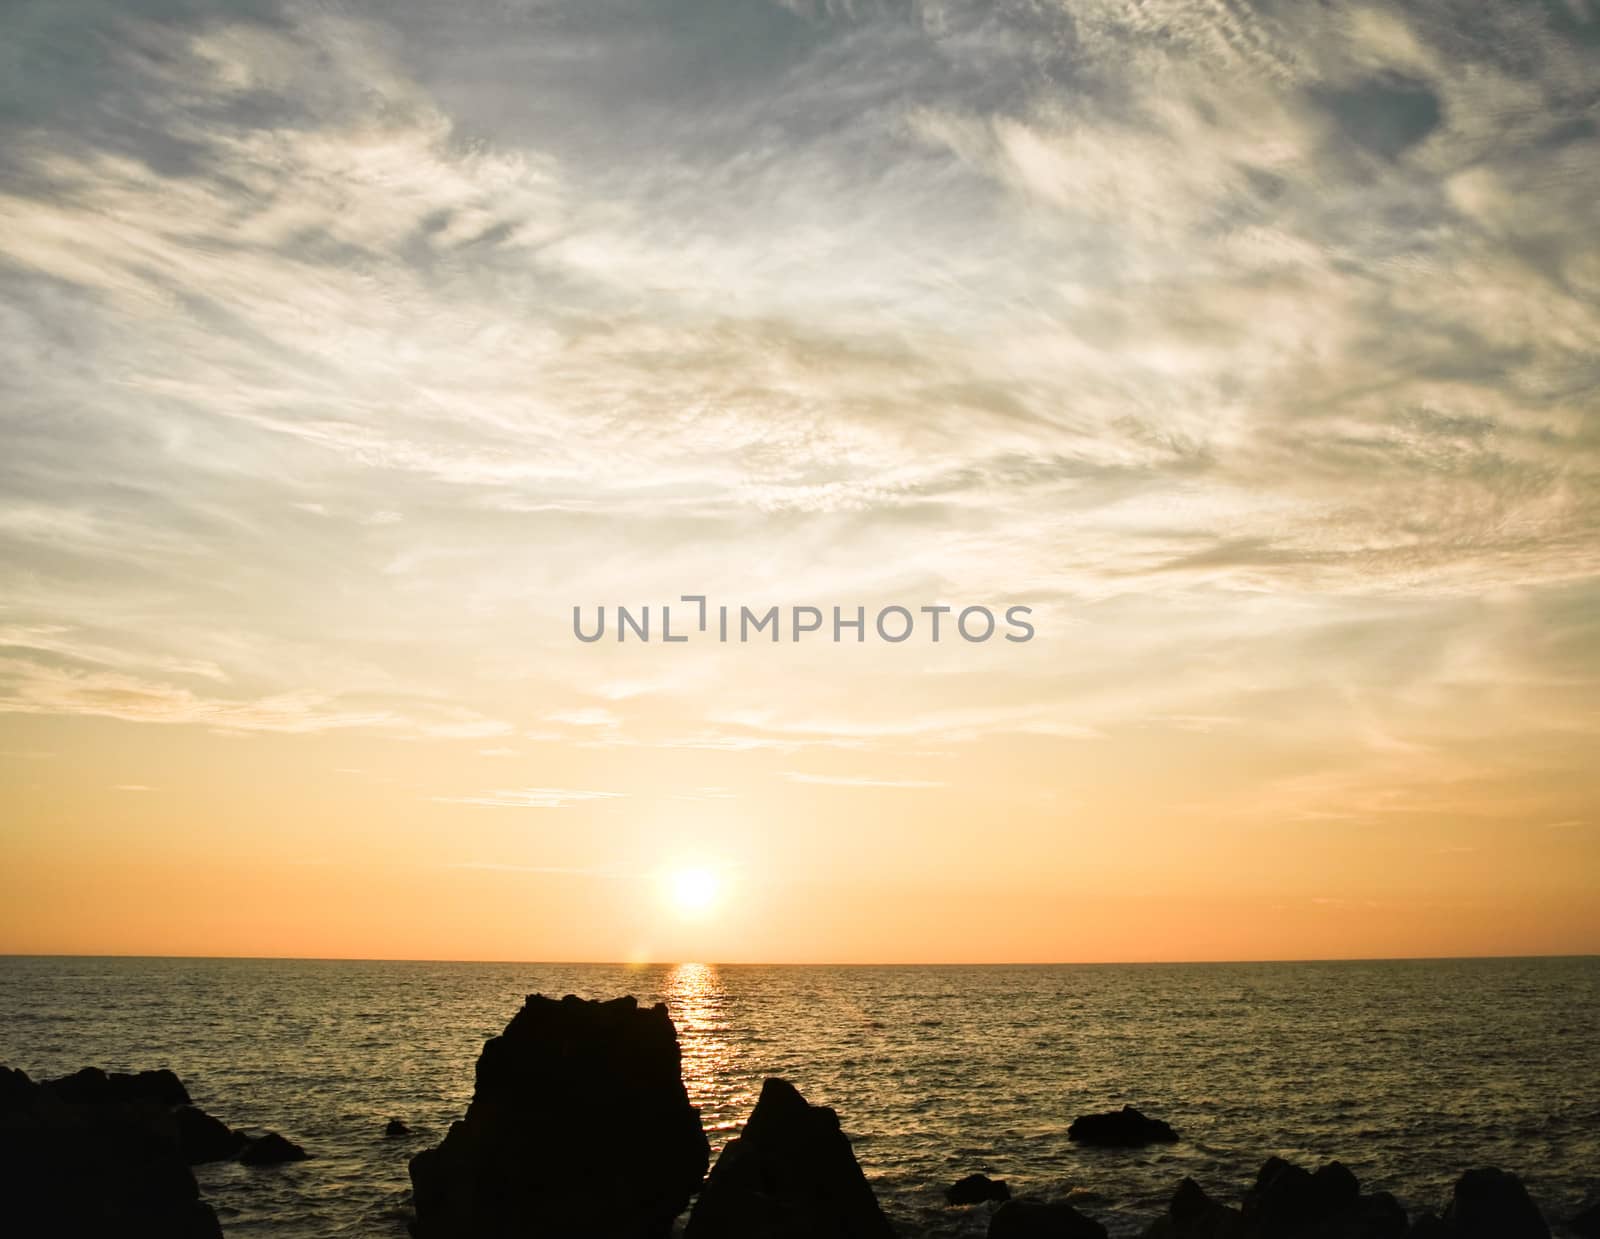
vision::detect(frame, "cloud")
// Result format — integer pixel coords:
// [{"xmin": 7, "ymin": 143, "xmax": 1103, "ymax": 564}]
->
[
  {"xmin": 0, "ymin": 0, "xmax": 1595, "ymax": 821},
  {"xmin": 672, "ymin": 786, "xmax": 737, "ymax": 801},
  {"xmin": 784, "ymin": 772, "xmax": 946, "ymax": 789},
  {"xmin": 0, "ymin": 653, "xmax": 510, "ymax": 738},
  {"xmin": 545, "ymin": 708, "xmax": 622, "ymax": 728},
  {"xmin": 445, "ymin": 862, "xmax": 617, "ymax": 875},
  {"xmin": 431, "ymin": 787, "xmax": 627, "ymax": 809}
]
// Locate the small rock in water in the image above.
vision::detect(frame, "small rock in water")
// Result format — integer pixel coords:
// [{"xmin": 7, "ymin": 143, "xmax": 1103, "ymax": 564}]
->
[
  {"xmin": 239, "ymin": 1131, "xmax": 310, "ymax": 1165},
  {"xmin": 384, "ymin": 1118, "xmax": 411, "ymax": 1138},
  {"xmin": 988, "ymin": 1198, "xmax": 1108, "ymax": 1238},
  {"xmin": 947, "ymin": 1172, "xmax": 1011, "ymax": 1205},
  {"xmin": 1066, "ymin": 1105, "xmax": 1179, "ymax": 1147}
]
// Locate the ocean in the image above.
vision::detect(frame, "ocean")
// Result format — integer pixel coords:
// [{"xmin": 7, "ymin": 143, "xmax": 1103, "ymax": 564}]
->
[{"xmin": 1, "ymin": 955, "xmax": 1596, "ymax": 1236}]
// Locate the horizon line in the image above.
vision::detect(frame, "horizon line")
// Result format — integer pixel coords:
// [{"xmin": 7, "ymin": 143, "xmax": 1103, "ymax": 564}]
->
[{"xmin": 3, "ymin": 950, "xmax": 1596, "ymax": 967}]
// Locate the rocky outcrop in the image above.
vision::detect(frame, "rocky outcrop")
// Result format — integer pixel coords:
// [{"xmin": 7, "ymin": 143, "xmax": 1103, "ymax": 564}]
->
[
  {"xmin": 1141, "ymin": 1176, "xmax": 1243, "ymax": 1238},
  {"xmin": 948, "ymin": 1172, "xmax": 1011, "ymax": 1205},
  {"xmin": 409, "ymin": 993, "xmax": 709, "ymax": 1239},
  {"xmin": 988, "ymin": 1198, "xmax": 1108, "ymax": 1238},
  {"xmin": 1244, "ymin": 1158, "xmax": 1354, "ymax": 1232},
  {"xmin": 386, "ymin": 1118, "xmax": 413, "ymax": 1138},
  {"xmin": 1141, "ymin": 1158, "xmax": 1406, "ymax": 1239},
  {"xmin": 1568, "ymin": 1197, "xmax": 1600, "ymax": 1239},
  {"xmin": 1241, "ymin": 1157, "xmax": 1406, "ymax": 1237},
  {"xmin": 42, "ymin": 1067, "xmax": 192, "ymax": 1107},
  {"xmin": 685, "ymin": 1076, "xmax": 895, "ymax": 1239},
  {"xmin": 175, "ymin": 1104, "xmax": 247, "ymax": 1163},
  {"xmin": 1435, "ymin": 1168, "xmax": 1548, "ymax": 1238},
  {"xmin": 0, "ymin": 1065, "xmax": 223, "ymax": 1239},
  {"xmin": 1067, "ymin": 1105, "xmax": 1179, "ymax": 1147},
  {"xmin": 0, "ymin": 1058, "xmax": 310, "ymax": 1239}
]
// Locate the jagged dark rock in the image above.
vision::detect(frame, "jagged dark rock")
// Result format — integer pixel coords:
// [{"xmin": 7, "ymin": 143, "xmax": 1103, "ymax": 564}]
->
[
  {"xmin": 1569, "ymin": 1198, "xmax": 1600, "ymax": 1239},
  {"xmin": 1439, "ymin": 1168, "xmax": 1548, "ymax": 1238},
  {"xmin": 410, "ymin": 993, "xmax": 709, "ymax": 1239},
  {"xmin": 1247, "ymin": 1157, "xmax": 1406, "ymax": 1239},
  {"xmin": 175, "ymin": 1104, "xmax": 246, "ymax": 1163},
  {"xmin": 240, "ymin": 1131, "xmax": 309, "ymax": 1165},
  {"xmin": 1245, "ymin": 1157, "xmax": 1320, "ymax": 1234},
  {"xmin": 21, "ymin": 1065, "xmax": 291, "ymax": 1169},
  {"xmin": 988, "ymin": 1198, "xmax": 1108, "ymax": 1238},
  {"xmin": 948, "ymin": 1172, "xmax": 1011, "ymax": 1205},
  {"xmin": 1344, "ymin": 1191, "xmax": 1407, "ymax": 1239},
  {"xmin": 1067, "ymin": 1105, "xmax": 1179, "ymax": 1147},
  {"xmin": 685, "ymin": 1076, "xmax": 895, "ymax": 1239},
  {"xmin": 42, "ymin": 1067, "xmax": 192, "ymax": 1108},
  {"xmin": 1141, "ymin": 1176, "xmax": 1243, "ymax": 1238},
  {"xmin": 1244, "ymin": 1157, "xmax": 1370, "ymax": 1235},
  {"xmin": 0, "ymin": 1064, "xmax": 223, "ymax": 1238},
  {"xmin": 386, "ymin": 1118, "xmax": 412, "ymax": 1138},
  {"xmin": 1144, "ymin": 1159, "xmax": 1407, "ymax": 1239}
]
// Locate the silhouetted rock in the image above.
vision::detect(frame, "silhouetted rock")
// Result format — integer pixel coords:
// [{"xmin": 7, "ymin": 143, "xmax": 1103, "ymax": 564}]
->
[
  {"xmin": 175, "ymin": 1104, "xmax": 246, "ymax": 1164},
  {"xmin": 1144, "ymin": 1160, "xmax": 1405, "ymax": 1239},
  {"xmin": 1140, "ymin": 1177, "xmax": 1243, "ymax": 1238},
  {"xmin": 240, "ymin": 1131, "xmax": 309, "ymax": 1165},
  {"xmin": 0, "ymin": 1064, "xmax": 222, "ymax": 1238},
  {"xmin": 1344, "ymin": 1191, "xmax": 1407, "ymax": 1239},
  {"xmin": 1067, "ymin": 1105, "xmax": 1179, "ymax": 1147},
  {"xmin": 42, "ymin": 1067, "xmax": 192, "ymax": 1108},
  {"xmin": 1569, "ymin": 1198, "xmax": 1600, "ymax": 1239},
  {"xmin": 0, "ymin": 1065, "xmax": 34, "ymax": 1110},
  {"xmin": 1245, "ymin": 1157, "xmax": 1318, "ymax": 1234},
  {"xmin": 1243, "ymin": 1157, "xmax": 1368, "ymax": 1234},
  {"xmin": 948, "ymin": 1172, "xmax": 1011, "ymax": 1205},
  {"xmin": 685, "ymin": 1076, "xmax": 894, "ymax": 1239},
  {"xmin": 988, "ymin": 1198, "xmax": 1108, "ymax": 1238},
  {"xmin": 1439, "ymin": 1168, "xmax": 1548, "ymax": 1238},
  {"xmin": 1244, "ymin": 1157, "xmax": 1408, "ymax": 1239},
  {"xmin": 410, "ymin": 993, "xmax": 709, "ymax": 1239},
  {"xmin": 386, "ymin": 1117, "xmax": 412, "ymax": 1138}
]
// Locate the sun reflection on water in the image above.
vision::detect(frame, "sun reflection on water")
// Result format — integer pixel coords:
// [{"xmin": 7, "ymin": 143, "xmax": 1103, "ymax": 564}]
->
[{"xmin": 663, "ymin": 962, "xmax": 750, "ymax": 1147}]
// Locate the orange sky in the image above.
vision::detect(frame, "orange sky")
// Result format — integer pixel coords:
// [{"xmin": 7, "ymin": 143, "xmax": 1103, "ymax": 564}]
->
[{"xmin": 3, "ymin": 679, "xmax": 1596, "ymax": 961}]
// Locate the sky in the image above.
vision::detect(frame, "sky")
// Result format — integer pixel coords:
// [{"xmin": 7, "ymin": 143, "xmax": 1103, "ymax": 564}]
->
[{"xmin": 1, "ymin": 0, "xmax": 1597, "ymax": 963}]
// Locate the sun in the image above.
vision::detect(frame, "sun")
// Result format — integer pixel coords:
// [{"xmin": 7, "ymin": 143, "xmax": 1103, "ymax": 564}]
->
[{"xmin": 666, "ymin": 867, "xmax": 721, "ymax": 918}]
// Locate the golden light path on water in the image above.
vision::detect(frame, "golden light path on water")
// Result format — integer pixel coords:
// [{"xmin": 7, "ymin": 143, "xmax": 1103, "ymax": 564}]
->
[{"xmin": 662, "ymin": 961, "xmax": 751, "ymax": 1147}]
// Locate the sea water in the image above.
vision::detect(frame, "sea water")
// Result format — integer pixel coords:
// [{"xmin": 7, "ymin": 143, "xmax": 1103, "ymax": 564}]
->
[{"xmin": 1, "ymin": 955, "xmax": 1596, "ymax": 1237}]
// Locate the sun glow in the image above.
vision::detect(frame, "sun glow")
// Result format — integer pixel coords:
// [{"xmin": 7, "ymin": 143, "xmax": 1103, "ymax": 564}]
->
[{"xmin": 667, "ymin": 867, "xmax": 721, "ymax": 918}]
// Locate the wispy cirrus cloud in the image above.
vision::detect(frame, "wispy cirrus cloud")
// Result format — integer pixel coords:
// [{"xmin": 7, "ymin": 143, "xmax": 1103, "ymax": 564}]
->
[
  {"xmin": 431, "ymin": 787, "xmax": 627, "ymax": 809},
  {"xmin": 0, "ymin": 654, "xmax": 510, "ymax": 738},
  {"xmin": 0, "ymin": 0, "xmax": 1596, "ymax": 873},
  {"xmin": 783, "ymin": 772, "xmax": 946, "ymax": 789},
  {"xmin": 445, "ymin": 862, "xmax": 619, "ymax": 875}
]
